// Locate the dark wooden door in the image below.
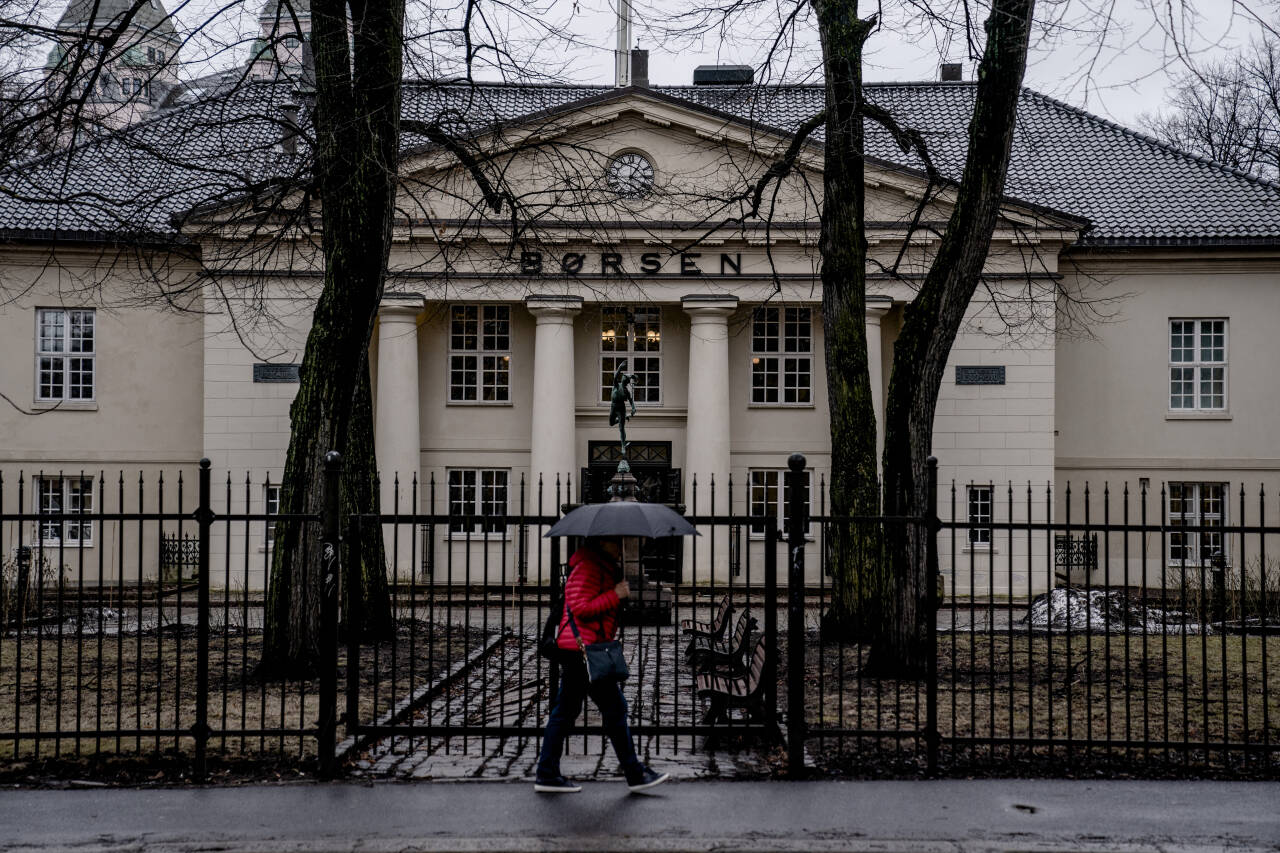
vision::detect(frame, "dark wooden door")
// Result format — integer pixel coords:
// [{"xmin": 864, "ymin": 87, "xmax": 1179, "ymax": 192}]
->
[{"xmin": 582, "ymin": 441, "xmax": 683, "ymax": 584}]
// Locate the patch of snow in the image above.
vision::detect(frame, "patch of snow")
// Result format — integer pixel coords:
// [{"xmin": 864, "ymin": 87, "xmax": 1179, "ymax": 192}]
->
[{"xmin": 1021, "ymin": 588, "xmax": 1212, "ymax": 634}]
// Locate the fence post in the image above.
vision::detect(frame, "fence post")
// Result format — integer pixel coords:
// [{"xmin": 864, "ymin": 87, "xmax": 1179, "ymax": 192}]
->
[
  {"xmin": 548, "ymin": 535, "xmax": 562, "ymax": 712},
  {"xmin": 786, "ymin": 452, "xmax": 807, "ymax": 776},
  {"xmin": 192, "ymin": 458, "xmax": 213, "ymax": 781},
  {"xmin": 764, "ymin": 521, "xmax": 779, "ymax": 734},
  {"xmin": 925, "ymin": 456, "xmax": 940, "ymax": 777},
  {"xmin": 345, "ymin": 511, "xmax": 362, "ymax": 740},
  {"xmin": 317, "ymin": 451, "xmax": 342, "ymax": 777}
]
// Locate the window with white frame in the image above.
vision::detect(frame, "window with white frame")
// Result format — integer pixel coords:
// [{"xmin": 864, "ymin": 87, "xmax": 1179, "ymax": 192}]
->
[
  {"xmin": 264, "ymin": 484, "xmax": 281, "ymax": 543},
  {"xmin": 36, "ymin": 308, "xmax": 95, "ymax": 402},
  {"xmin": 967, "ymin": 485, "xmax": 993, "ymax": 546},
  {"xmin": 600, "ymin": 306, "xmax": 660, "ymax": 404},
  {"xmin": 36, "ymin": 476, "xmax": 94, "ymax": 546},
  {"xmin": 1168, "ymin": 482, "xmax": 1228, "ymax": 566},
  {"xmin": 751, "ymin": 306, "xmax": 812, "ymax": 405},
  {"xmin": 447, "ymin": 469, "xmax": 509, "ymax": 535},
  {"xmin": 1169, "ymin": 319, "xmax": 1227, "ymax": 411},
  {"xmin": 449, "ymin": 305, "xmax": 510, "ymax": 403},
  {"xmin": 747, "ymin": 468, "xmax": 812, "ymax": 537}
]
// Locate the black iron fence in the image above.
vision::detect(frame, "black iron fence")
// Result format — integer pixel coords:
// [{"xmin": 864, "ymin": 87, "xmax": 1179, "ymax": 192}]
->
[{"xmin": 1, "ymin": 455, "xmax": 1276, "ymax": 778}]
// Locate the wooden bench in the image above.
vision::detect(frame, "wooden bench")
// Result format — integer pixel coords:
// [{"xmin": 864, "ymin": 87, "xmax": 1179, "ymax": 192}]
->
[
  {"xmin": 685, "ymin": 608, "xmax": 756, "ymax": 675},
  {"xmin": 696, "ymin": 636, "xmax": 770, "ymax": 724},
  {"xmin": 679, "ymin": 593, "xmax": 733, "ymax": 642}
]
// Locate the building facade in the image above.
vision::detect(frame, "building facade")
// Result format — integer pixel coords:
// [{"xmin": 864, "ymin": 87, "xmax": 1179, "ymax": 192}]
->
[{"xmin": 3, "ymin": 35, "xmax": 1279, "ymax": 595}]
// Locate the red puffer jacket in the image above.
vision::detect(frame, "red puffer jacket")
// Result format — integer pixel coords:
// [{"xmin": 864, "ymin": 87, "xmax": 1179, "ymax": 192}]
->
[{"xmin": 557, "ymin": 545, "xmax": 621, "ymax": 650}]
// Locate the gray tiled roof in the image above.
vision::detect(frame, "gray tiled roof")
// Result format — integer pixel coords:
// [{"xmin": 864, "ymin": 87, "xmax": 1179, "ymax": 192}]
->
[{"xmin": 3, "ymin": 79, "xmax": 1279, "ymax": 246}]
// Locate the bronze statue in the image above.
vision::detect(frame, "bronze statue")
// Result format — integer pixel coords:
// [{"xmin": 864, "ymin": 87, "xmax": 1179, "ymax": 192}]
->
[{"xmin": 609, "ymin": 363, "xmax": 637, "ymax": 467}]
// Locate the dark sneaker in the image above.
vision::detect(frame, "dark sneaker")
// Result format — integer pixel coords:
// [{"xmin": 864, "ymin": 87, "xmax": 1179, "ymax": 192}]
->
[
  {"xmin": 626, "ymin": 766, "xmax": 670, "ymax": 793},
  {"xmin": 533, "ymin": 775, "xmax": 582, "ymax": 793}
]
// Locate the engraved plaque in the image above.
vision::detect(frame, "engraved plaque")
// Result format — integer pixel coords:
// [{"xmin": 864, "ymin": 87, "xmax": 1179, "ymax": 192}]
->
[
  {"xmin": 955, "ymin": 366, "xmax": 1005, "ymax": 385},
  {"xmin": 253, "ymin": 363, "xmax": 300, "ymax": 383}
]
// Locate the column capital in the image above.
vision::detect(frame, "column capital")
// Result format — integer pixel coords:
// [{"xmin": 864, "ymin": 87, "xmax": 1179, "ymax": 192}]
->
[
  {"xmin": 526, "ymin": 294, "xmax": 584, "ymax": 322},
  {"xmin": 378, "ymin": 292, "xmax": 425, "ymax": 318},
  {"xmin": 865, "ymin": 295, "xmax": 892, "ymax": 321},
  {"xmin": 681, "ymin": 294, "xmax": 738, "ymax": 317}
]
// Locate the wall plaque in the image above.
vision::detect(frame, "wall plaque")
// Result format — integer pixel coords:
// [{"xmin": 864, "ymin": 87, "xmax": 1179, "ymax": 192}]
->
[
  {"xmin": 955, "ymin": 365, "xmax": 1005, "ymax": 385},
  {"xmin": 253, "ymin": 363, "xmax": 301, "ymax": 383}
]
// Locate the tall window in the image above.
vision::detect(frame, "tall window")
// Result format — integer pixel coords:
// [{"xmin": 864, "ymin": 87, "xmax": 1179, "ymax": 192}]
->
[
  {"xmin": 449, "ymin": 305, "xmax": 510, "ymax": 403},
  {"xmin": 751, "ymin": 306, "xmax": 811, "ymax": 405},
  {"xmin": 264, "ymin": 484, "xmax": 281, "ymax": 543},
  {"xmin": 967, "ymin": 485, "xmax": 993, "ymax": 546},
  {"xmin": 36, "ymin": 308, "xmax": 95, "ymax": 402},
  {"xmin": 36, "ymin": 476, "xmax": 94, "ymax": 546},
  {"xmin": 1169, "ymin": 319, "xmax": 1226, "ymax": 411},
  {"xmin": 1169, "ymin": 482, "xmax": 1227, "ymax": 565},
  {"xmin": 448, "ymin": 469, "xmax": 509, "ymax": 534},
  {"xmin": 748, "ymin": 469, "xmax": 812, "ymax": 537},
  {"xmin": 600, "ymin": 306, "xmax": 660, "ymax": 404}
]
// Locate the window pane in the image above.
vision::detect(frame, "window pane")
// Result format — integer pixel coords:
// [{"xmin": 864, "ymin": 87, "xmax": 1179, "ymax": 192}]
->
[
  {"xmin": 1169, "ymin": 367, "xmax": 1194, "ymax": 409},
  {"xmin": 482, "ymin": 305, "xmax": 509, "ymax": 351},
  {"xmin": 752, "ymin": 357, "xmax": 778, "ymax": 404},
  {"xmin": 69, "ymin": 311, "xmax": 94, "ymax": 353},
  {"xmin": 1199, "ymin": 320, "xmax": 1225, "ymax": 362},
  {"xmin": 752, "ymin": 307, "xmax": 779, "ymax": 353},
  {"xmin": 39, "ymin": 356, "xmax": 65, "ymax": 400},
  {"xmin": 450, "ymin": 305, "xmax": 477, "ymax": 351},
  {"xmin": 1199, "ymin": 366, "xmax": 1224, "ymax": 409},
  {"xmin": 1169, "ymin": 321, "xmax": 1193, "ymax": 362},
  {"xmin": 450, "ymin": 355, "xmax": 477, "ymax": 401},
  {"xmin": 38, "ymin": 310, "xmax": 66, "ymax": 353}
]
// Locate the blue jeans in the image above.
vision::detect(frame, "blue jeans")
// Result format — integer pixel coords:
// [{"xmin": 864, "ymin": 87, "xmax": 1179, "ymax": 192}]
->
[{"xmin": 536, "ymin": 651, "xmax": 642, "ymax": 779}]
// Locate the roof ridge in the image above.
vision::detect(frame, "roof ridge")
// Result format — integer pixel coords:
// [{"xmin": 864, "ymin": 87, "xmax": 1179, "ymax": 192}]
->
[{"xmin": 1019, "ymin": 87, "xmax": 1280, "ymax": 193}]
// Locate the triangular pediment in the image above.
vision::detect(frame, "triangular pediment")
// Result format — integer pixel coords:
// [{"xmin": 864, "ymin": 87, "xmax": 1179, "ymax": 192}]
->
[{"xmin": 397, "ymin": 88, "xmax": 1085, "ymax": 245}]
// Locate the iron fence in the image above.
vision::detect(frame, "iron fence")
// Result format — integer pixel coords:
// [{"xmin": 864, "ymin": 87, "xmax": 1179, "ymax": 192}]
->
[{"xmin": 1, "ymin": 454, "xmax": 1276, "ymax": 779}]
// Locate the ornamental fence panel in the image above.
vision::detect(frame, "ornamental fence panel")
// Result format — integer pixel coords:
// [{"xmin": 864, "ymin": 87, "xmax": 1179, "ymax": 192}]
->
[
  {"xmin": 1, "ymin": 454, "xmax": 1275, "ymax": 778},
  {"xmin": 792, "ymin": 459, "xmax": 1279, "ymax": 778}
]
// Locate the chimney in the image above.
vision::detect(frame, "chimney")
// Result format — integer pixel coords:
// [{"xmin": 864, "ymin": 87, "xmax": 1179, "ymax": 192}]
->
[
  {"xmin": 692, "ymin": 65, "xmax": 754, "ymax": 85},
  {"xmin": 940, "ymin": 62, "xmax": 963, "ymax": 82},
  {"xmin": 280, "ymin": 104, "xmax": 300, "ymax": 155},
  {"xmin": 630, "ymin": 49, "xmax": 649, "ymax": 88}
]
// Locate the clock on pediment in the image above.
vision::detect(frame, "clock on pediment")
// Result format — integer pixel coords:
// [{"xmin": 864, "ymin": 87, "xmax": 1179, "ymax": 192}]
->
[{"xmin": 606, "ymin": 152, "xmax": 655, "ymax": 199}]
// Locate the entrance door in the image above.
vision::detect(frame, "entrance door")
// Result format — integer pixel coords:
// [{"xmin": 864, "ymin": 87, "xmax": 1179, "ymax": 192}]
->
[{"xmin": 582, "ymin": 441, "xmax": 682, "ymax": 584}]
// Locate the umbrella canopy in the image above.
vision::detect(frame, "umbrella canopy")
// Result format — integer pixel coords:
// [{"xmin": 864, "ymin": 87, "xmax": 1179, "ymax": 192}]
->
[{"xmin": 544, "ymin": 501, "xmax": 698, "ymax": 539}]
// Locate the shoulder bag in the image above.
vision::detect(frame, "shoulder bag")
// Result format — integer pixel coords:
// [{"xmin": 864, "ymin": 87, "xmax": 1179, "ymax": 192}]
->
[{"xmin": 565, "ymin": 603, "xmax": 630, "ymax": 684}]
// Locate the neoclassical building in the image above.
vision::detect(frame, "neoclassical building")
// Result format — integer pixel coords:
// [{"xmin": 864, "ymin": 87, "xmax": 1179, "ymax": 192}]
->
[{"xmin": 3, "ymin": 20, "xmax": 1279, "ymax": 594}]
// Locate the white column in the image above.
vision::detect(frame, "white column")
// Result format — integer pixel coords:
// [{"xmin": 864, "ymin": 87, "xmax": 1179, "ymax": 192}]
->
[
  {"xmin": 527, "ymin": 295, "xmax": 583, "ymax": 511},
  {"xmin": 375, "ymin": 294, "xmax": 424, "ymax": 581},
  {"xmin": 683, "ymin": 295, "xmax": 737, "ymax": 583},
  {"xmin": 865, "ymin": 296, "xmax": 892, "ymax": 478}
]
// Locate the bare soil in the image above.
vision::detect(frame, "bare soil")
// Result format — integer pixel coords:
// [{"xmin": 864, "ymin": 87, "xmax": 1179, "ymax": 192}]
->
[
  {"xmin": 801, "ymin": 633, "xmax": 1280, "ymax": 777},
  {"xmin": 0, "ymin": 618, "xmax": 488, "ymax": 770}
]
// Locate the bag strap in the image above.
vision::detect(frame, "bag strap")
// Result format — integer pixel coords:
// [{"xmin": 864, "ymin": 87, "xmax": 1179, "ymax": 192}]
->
[{"xmin": 564, "ymin": 603, "xmax": 588, "ymax": 657}]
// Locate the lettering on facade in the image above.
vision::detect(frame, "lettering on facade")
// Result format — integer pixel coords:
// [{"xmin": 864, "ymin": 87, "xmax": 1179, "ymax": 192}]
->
[
  {"xmin": 253, "ymin": 363, "xmax": 301, "ymax": 383},
  {"xmin": 516, "ymin": 251, "xmax": 745, "ymax": 276},
  {"xmin": 955, "ymin": 366, "xmax": 1006, "ymax": 386}
]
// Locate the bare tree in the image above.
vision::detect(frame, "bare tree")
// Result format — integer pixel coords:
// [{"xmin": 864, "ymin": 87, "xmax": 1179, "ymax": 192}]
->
[{"xmin": 1144, "ymin": 36, "xmax": 1280, "ymax": 180}]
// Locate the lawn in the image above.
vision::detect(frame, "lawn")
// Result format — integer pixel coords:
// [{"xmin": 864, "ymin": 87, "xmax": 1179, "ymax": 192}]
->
[
  {"xmin": 803, "ymin": 633, "xmax": 1280, "ymax": 773},
  {"xmin": 0, "ymin": 618, "xmax": 487, "ymax": 762}
]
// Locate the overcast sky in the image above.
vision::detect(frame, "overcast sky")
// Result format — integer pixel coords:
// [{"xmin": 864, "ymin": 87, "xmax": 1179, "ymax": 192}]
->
[{"xmin": 98, "ymin": 0, "xmax": 1280, "ymax": 127}]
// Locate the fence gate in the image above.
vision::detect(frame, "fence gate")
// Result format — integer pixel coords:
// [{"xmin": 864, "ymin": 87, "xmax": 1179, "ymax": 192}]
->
[{"xmin": 338, "ymin": 474, "xmax": 781, "ymax": 763}]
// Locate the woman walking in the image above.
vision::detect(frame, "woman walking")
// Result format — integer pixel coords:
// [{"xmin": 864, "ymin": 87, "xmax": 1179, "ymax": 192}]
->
[{"xmin": 534, "ymin": 536, "xmax": 669, "ymax": 793}]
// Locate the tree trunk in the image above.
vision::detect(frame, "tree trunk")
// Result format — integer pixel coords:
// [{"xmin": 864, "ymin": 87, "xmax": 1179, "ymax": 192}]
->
[
  {"xmin": 260, "ymin": 0, "xmax": 404, "ymax": 676},
  {"xmin": 342, "ymin": 360, "xmax": 394, "ymax": 642},
  {"xmin": 873, "ymin": 0, "xmax": 1035, "ymax": 676},
  {"xmin": 812, "ymin": 0, "xmax": 884, "ymax": 643}
]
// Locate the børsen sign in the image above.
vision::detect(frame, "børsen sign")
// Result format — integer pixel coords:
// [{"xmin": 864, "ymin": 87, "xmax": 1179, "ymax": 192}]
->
[{"xmin": 518, "ymin": 250, "xmax": 747, "ymax": 276}]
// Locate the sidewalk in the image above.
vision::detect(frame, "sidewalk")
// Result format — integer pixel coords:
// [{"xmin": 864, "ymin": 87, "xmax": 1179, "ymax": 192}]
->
[{"xmin": 3, "ymin": 778, "xmax": 1278, "ymax": 852}]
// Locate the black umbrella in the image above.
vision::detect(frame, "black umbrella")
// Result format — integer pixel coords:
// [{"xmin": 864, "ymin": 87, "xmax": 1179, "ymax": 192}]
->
[{"xmin": 544, "ymin": 501, "xmax": 698, "ymax": 539}]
